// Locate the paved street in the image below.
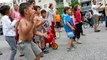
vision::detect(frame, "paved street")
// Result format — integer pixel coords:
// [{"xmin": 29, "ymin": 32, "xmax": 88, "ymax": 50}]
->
[{"xmin": 0, "ymin": 23, "xmax": 107, "ymax": 60}]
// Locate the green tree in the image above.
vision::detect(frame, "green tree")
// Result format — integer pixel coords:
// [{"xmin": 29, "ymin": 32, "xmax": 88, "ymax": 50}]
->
[
  {"xmin": 56, "ymin": 7, "xmax": 64, "ymax": 15},
  {"xmin": 70, "ymin": 0, "xmax": 80, "ymax": 8}
]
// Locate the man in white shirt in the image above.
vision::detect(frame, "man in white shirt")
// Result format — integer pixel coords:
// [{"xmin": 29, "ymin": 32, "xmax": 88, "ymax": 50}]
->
[{"xmin": 92, "ymin": 0, "xmax": 103, "ymax": 32}]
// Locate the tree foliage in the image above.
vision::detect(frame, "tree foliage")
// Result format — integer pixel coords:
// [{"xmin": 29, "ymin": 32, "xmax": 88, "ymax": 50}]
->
[
  {"xmin": 70, "ymin": 0, "xmax": 80, "ymax": 8},
  {"xmin": 57, "ymin": 7, "xmax": 64, "ymax": 15}
]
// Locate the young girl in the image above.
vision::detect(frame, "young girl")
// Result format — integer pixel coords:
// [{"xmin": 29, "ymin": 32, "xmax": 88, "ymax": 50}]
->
[
  {"xmin": 70, "ymin": 10, "xmax": 76, "ymax": 28},
  {"xmin": 47, "ymin": 3, "xmax": 56, "ymax": 38},
  {"xmin": 13, "ymin": 4, "xmax": 20, "ymax": 19},
  {"xmin": 74, "ymin": 5, "xmax": 82, "ymax": 44},
  {"xmin": 70, "ymin": 9, "xmax": 76, "ymax": 41},
  {"xmin": 0, "ymin": 5, "xmax": 17, "ymax": 60}
]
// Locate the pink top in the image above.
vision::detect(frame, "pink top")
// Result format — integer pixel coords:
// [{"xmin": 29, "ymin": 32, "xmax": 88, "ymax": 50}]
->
[
  {"xmin": 13, "ymin": 11, "xmax": 21, "ymax": 19},
  {"xmin": 70, "ymin": 15, "xmax": 76, "ymax": 25}
]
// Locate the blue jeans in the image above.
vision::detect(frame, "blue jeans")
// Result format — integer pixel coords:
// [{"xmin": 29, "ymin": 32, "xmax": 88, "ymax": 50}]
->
[
  {"xmin": 88, "ymin": 17, "xmax": 94, "ymax": 27},
  {"xmin": 5, "ymin": 36, "xmax": 17, "ymax": 60}
]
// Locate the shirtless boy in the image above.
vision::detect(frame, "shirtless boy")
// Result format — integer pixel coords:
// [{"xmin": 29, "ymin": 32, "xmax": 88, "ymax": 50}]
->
[{"xmin": 17, "ymin": 3, "xmax": 47, "ymax": 60}]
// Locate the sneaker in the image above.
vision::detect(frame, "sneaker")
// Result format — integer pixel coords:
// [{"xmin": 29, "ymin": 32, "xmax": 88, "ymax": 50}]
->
[
  {"xmin": 0, "ymin": 52, "xmax": 3, "ymax": 55},
  {"xmin": 43, "ymin": 48, "xmax": 49, "ymax": 54},
  {"xmin": 67, "ymin": 48, "xmax": 71, "ymax": 52},
  {"xmin": 76, "ymin": 40, "xmax": 82, "ymax": 44}
]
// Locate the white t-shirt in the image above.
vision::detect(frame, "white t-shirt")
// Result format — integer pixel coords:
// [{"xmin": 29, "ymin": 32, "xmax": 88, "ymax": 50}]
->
[
  {"xmin": 47, "ymin": 9, "xmax": 56, "ymax": 26},
  {"xmin": 1, "ymin": 15, "xmax": 17, "ymax": 36},
  {"xmin": 92, "ymin": 4, "xmax": 101, "ymax": 15}
]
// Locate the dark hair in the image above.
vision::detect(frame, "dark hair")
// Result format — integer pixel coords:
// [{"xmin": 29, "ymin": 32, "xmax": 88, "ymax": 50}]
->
[
  {"xmin": 28, "ymin": 0, "xmax": 35, "ymax": 5},
  {"xmin": 19, "ymin": 2, "xmax": 31, "ymax": 16},
  {"xmin": 0, "ymin": 5, "xmax": 10, "ymax": 15},
  {"xmin": 41, "ymin": 9, "xmax": 46, "ymax": 14},
  {"xmin": 64, "ymin": 7, "xmax": 70, "ymax": 14},
  {"xmin": 49, "ymin": 3, "xmax": 53, "ymax": 8},
  {"xmin": 34, "ymin": 6, "xmax": 41, "ymax": 11}
]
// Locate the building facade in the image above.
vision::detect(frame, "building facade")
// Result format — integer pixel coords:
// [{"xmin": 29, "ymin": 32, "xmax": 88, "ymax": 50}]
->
[
  {"xmin": 56, "ymin": 0, "xmax": 71, "ymax": 7},
  {"xmin": 35, "ymin": 0, "xmax": 56, "ymax": 11},
  {"xmin": 15, "ymin": 0, "xmax": 57, "ymax": 11}
]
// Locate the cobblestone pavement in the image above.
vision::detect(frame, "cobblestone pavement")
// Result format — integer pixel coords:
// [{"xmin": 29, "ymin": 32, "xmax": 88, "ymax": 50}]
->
[{"xmin": 0, "ymin": 23, "xmax": 107, "ymax": 60}]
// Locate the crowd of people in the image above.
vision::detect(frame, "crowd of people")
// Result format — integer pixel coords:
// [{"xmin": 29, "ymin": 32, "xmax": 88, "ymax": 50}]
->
[{"xmin": 0, "ymin": 0, "xmax": 107, "ymax": 60}]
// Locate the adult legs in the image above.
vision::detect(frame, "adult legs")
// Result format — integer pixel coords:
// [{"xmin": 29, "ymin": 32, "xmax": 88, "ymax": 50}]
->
[{"xmin": 93, "ymin": 15, "xmax": 100, "ymax": 32}]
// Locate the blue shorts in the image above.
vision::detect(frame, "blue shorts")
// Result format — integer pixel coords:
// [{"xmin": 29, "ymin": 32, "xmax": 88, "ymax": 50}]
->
[{"xmin": 67, "ymin": 32, "xmax": 74, "ymax": 39}]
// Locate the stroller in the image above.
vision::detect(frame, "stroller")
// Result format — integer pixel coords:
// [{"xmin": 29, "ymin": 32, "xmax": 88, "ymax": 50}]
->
[{"xmin": 44, "ymin": 20, "xmax": 58, "ymax": 50}]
